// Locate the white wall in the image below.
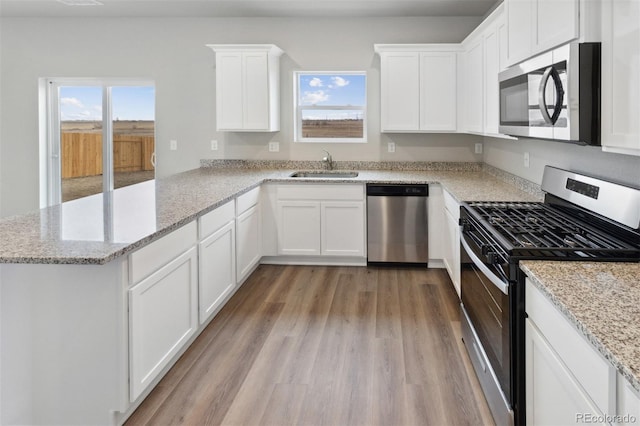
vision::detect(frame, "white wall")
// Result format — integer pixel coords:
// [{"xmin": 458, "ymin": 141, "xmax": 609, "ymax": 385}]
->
[
  {"xmin": 483, "ymin": 136, "xmax": 640, "ymax": 187},
  {"xmin": 0, "ymin": 16, "xmax": 482, "ymax": 217}
]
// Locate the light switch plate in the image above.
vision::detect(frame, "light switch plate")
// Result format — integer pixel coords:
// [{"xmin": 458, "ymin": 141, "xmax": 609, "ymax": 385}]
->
[
  {"xmin": 524, "ymin": 152, "xmax": 530, "ymax": 168},
  {"xmin": 475, "ymin": 143, "xmax": 483, "ymax": 154},
  {"xmin": 170, "ymin": 140, "xmax": 178, "ymax": 151},
  {"xmin": 269, "ymin": 142, "xmax": 279, "ymax": 152},
  {"xmin": 210, "ymin": 140, "xmax": 218, "ymax": 151}
]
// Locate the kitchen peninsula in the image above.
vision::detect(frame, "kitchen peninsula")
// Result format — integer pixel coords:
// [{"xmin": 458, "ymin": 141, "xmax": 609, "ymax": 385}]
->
[{"xmin": 1, "ymin": 161, "xmax": 638, "ymax": 425}]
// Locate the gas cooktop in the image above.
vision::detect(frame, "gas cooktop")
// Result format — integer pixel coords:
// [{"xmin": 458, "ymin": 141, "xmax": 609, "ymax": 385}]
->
[{"xmin": 464, "ymin": 201, "xmax": 640, "ymax": 260}]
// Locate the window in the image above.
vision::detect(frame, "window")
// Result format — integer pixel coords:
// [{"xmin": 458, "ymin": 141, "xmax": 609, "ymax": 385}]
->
[
  {"xmin": 294, "ymin": 71, "xmax": 366, "ymax": 143},
  {"xmin": 41, "ymin": 79, "xmax": 155, "ymax": 205}
]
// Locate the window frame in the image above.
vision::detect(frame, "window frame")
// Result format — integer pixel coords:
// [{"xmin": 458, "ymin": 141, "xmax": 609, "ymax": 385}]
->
[{"xmin": 293, "ymin": 71, "xmax": 367, "ymax": 143}]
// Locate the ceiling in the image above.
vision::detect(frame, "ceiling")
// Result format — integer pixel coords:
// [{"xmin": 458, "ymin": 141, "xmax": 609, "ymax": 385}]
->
[{"xmin": 0, "ymin": 0, "xmax": 500, "ymax": 18}]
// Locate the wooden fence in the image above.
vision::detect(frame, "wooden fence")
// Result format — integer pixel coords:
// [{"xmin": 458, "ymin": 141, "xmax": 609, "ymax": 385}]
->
[{"xmin": 61, "ymin": 133, "xmax": 155, "ymax": 178}]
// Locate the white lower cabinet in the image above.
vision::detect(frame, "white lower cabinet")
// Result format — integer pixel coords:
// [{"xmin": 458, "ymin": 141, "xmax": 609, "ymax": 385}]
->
[
  {"xmin": 236, "ymin": 203, "xmax": 261, "ymax": 283},
  {"xmin": 277, "ymin": 201, "xmax": 321, "ymax": 255},
  {"xmin": 617, "ymin": 374, "xmax": 640, "ymax": 425},
  {"xmin": 526, "ymin": 320, "xmax": 606, "ymax": 425},
  {"xmin": 199, "ymin": 221, "xmax": 236, "ymax": 324},
  {"xmin": 129, "ymin": 247, "xmax": 198, "ymax": 401},
  {"xmin": 321, "ymin": 202, "xmax": 365, "ymax": 256},
  {"xmin": 442, "ymin": 189, "xmax": 461, "ymax": 296},
  {"xmin": 274, "ymin": 184, "xmax": 365, "ymax": 259},
  {"xmin": 525, "ymin": 279, "xmax": 624, "ymax": 425}
]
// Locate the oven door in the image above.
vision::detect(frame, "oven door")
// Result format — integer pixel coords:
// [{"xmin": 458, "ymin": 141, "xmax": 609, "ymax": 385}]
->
[{"xmin": 460, "ymin": 232, "xmax": 514, "ymax": 426}]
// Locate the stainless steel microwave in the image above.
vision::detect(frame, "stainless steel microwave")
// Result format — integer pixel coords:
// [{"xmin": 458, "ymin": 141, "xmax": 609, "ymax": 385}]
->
[{"xmin": 498, "ymin": 42, "xmax": 601, "ymax": 145}]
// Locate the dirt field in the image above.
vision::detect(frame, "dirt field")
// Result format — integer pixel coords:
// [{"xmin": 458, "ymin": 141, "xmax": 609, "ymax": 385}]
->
[
  {"xmin": 301, "ymin": 119, "xmax": 363, "ymax": 138},
  {"xmin": 62, "ymin": 120, "xmax": 155, "ymax": 136}
]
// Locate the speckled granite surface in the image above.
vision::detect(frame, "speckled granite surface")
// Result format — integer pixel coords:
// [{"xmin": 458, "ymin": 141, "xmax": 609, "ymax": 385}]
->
[
  {"xmin": 521, "ymin": 261, "xmax": 640, "ymax": 392},
  {"xmin": 0, "ymin": 164, "xmax": 542, "ymax": 264}
]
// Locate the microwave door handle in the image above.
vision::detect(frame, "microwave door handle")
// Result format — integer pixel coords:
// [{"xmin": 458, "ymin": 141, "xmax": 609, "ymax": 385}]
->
[{"xmin": 538, "ymin": 66, "xmax": 565, "ymax": 125}]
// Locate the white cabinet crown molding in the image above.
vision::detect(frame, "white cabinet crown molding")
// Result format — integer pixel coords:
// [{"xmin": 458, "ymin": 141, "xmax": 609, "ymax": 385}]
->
[
  {"xmin": 374, "ymin": 43, "xmax": 462, "ymax": 54},
  {"xmin": 206, "ymin": 44, "xmax": 284, "ymax": 57}
]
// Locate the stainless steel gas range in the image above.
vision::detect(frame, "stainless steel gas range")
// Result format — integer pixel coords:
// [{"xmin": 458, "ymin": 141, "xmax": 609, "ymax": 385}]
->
[{"xmin": 459, "ymin": 166, "xmax": 640, "ymax": 426}]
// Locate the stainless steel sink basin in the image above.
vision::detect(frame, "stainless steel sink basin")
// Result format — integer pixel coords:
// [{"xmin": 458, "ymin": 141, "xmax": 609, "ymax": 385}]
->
[{"xmin": 289, "ymin": 171, "xmax": 359, "ymax": 178}]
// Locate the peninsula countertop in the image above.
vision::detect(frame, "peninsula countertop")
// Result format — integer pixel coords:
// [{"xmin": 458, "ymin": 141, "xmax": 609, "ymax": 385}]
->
[
  {"xmin": 0, "ymin": 165, "xmax": 542, "ymax": 265},
  {"xmin": 520, "ymin": 261, "xmax": 640, "ymax": 393}
]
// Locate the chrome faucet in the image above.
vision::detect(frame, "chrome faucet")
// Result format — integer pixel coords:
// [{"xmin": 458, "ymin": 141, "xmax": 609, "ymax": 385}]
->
[{"xmin": 322, "ymin": 150, "xmax": 334, "ymax": 170}]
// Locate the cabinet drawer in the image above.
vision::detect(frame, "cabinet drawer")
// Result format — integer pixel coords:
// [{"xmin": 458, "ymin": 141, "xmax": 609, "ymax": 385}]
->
[
  {"xmin": 236, "ymin": 186, "xmax": 260, "ymax": 215},
  {"xmin": 443, "ymin": 188, "xmax": 460, "ymax": 219},
  {"xmin": 130, "ymin": 222, "xmax": 197, "ymax": 285},
  {"xmin": 526, "ymin": 280, "xmax": 615, "ymax": 413},
  {"xmin": 199, "ymin": 200, "xmax": 235, "ymax": 239},
  {"xmin": 277, "ymin": 184, "xmax": 364, "ymax": 201}
]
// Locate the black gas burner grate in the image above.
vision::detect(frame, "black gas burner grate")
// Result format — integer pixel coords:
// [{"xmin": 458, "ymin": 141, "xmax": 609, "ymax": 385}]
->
[{"xmin": 467, "ymin": 201, "xmax": 638, "ymax": 256}]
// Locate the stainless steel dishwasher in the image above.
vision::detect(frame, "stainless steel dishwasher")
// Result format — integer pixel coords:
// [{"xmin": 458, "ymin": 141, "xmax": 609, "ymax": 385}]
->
[{"xmin": 366, "ymin": 184, "xmax": 429, "ymax": 265}]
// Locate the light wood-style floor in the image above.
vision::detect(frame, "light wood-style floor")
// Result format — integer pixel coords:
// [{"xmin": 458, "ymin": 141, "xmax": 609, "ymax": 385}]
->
[{"xmin": 125, "ymin": 265, "xmax": 494, "ymax": 426}]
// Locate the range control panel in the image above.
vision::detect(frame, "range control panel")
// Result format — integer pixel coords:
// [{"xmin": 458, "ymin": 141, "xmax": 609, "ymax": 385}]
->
[{"xmin": 566, "ymin": 178, "xmax": 600, "ymax": 199}]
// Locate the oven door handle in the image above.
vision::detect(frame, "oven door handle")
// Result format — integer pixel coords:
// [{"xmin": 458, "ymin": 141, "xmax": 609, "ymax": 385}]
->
[{"xmin": 461, "ymin": 234, "xmax": 509, "ymax": 295}]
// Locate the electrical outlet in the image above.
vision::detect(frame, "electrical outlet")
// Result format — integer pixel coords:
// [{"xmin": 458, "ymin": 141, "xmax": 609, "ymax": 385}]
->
[
  {"xmin": 210, "ymin": 140, "xmax": 218, "ymax": 151},
  {"xmin": 170, "ymin": 139, "xmax": 178, "ymax": 151},
  {"xmin": 268, "ymin": 142, "xmax": 279, "ymax": 152},
  {"xmin": 388, "ymin": 142, "xmax": 396, "ymax": 153},
  {"xmin": 524, "ymin": 152, "xmax": 530, "ymax": 168},
  {"xmin": 475, "ymin": 143, "xmax": 483, "ymax": 154}
]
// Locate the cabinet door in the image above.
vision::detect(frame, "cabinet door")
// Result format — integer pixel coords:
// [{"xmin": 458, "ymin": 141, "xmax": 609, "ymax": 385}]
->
[
  {"xmin": 277, "ymin": 201, "xmax": 321, "ymax": 256},
  {"xmin": 506, "ymin": 0, "xmax": 534, "ymax": 66},
  {"xmin": 215, "ymin": 52, "xmax": 244, "ymax": 130},
  {"xmin": 236, "ymin": 204, "xmax": 261, "ymax": 283},
  {"xmin": 601, "ymin": 0, "xmax": 640, "ymax": 155},
  {"xmin": 464, "ymin": 38, "xmax": 484, "ymax": 133},
  {"xmin": 243, "ymin": 52, "xmax": 270, "ymax": 130},
  {"xmin": 535, "ymin": 0, "xmax": 579, "ymax": 53},
  {"xmin": 483, "ymin": 24, "xmax": 500, "ymax": 135},
  {"xmin": 526, "ymin": 320, "xmax": 606, "ymax": 425},
  {"xmin": 129, "ymin": 247, "xmax": 198, "ymax": 401},
  {"xmin": 321, "ymin": 201, "xmax": 365, "ymax": 257},
  {"xmin": 380, "ymin": 52, "xmax": 420, "ymax": 131},
  {"xmin": 617, "ymin": 374, "xmax": 640, "ymax": 426},
  {"xmin": 443, "ymin": 207, "xmax": 460, "ymax": 297},
  {"xmin": 199, "ymin": 221, "xmax": 236, "ymax": 324},
  {"xmin": 419, "ymin": 52, "xmax": 457, "ymax": 131}
]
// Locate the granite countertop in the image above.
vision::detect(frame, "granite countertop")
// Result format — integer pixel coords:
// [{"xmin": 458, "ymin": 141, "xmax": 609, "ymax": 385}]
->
[
  {"xmin": 520, "ymin": 261, "xmax": 640, "ymax": 392},
  {"xmin": 0, "ymin": 164, "xmax": 543, "ymax": 265}
]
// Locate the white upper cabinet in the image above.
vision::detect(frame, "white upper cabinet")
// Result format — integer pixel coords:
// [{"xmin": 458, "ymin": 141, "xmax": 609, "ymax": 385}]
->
[
  {"xmin": 600, "ymin": 0, "xmax": 640, "ymax": 156},
  {"xmin": 458, "ymin": 3, "xmax": 510, "ymax": 137},
  {"xmin": 419, "ymin": 52, "xmax": 458, "ymax": 131},
  {"xmin": 207, "ymin": 44, "xmax": 283, "ymax": 132},
  {"xmin": 376, "ymin": 45, "xmax": 459, "ymax": 132},
  {"xmin": 463, "ymin": 38, "xmax": 484, "ymax": 133},
  {"xmin": 506, "ymin": 0, "xmax": 579, "ymax": 66}
]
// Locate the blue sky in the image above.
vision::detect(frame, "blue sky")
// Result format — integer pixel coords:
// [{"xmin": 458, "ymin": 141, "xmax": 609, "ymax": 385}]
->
[
  {"xmin": 59, "ymin": 86, "xmax": 155, "ymax": 121},
  {"xmin": 298, "ymin": 73, "xmax": 366, "ymax": 107}
]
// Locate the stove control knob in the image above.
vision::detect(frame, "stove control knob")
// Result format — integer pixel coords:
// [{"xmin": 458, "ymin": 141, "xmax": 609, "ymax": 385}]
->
[{"xmin": 459, "ymin": 219, "xmax": 471, "ymax": 232}]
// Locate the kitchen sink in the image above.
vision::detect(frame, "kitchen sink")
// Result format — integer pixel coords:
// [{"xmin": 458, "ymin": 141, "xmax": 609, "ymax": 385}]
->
[{"xmin": 289, "ymin": 171, "xmax": 359, "ymax": 178}]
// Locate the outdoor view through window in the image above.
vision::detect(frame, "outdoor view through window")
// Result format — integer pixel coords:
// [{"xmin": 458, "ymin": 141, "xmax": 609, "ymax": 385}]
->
[
  {"xmin": 59, "ymin": 85, "xmax": 155, "ymax": 202},
  {"xmin": 295, "ymin": 72, "xmax": 366, "ymax": 142}
]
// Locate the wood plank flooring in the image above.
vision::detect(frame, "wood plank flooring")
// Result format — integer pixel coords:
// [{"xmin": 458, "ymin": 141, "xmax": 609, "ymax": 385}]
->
[{"xmin": 125, "ymin": 265, "xmax": 494, "ymax": 426}]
